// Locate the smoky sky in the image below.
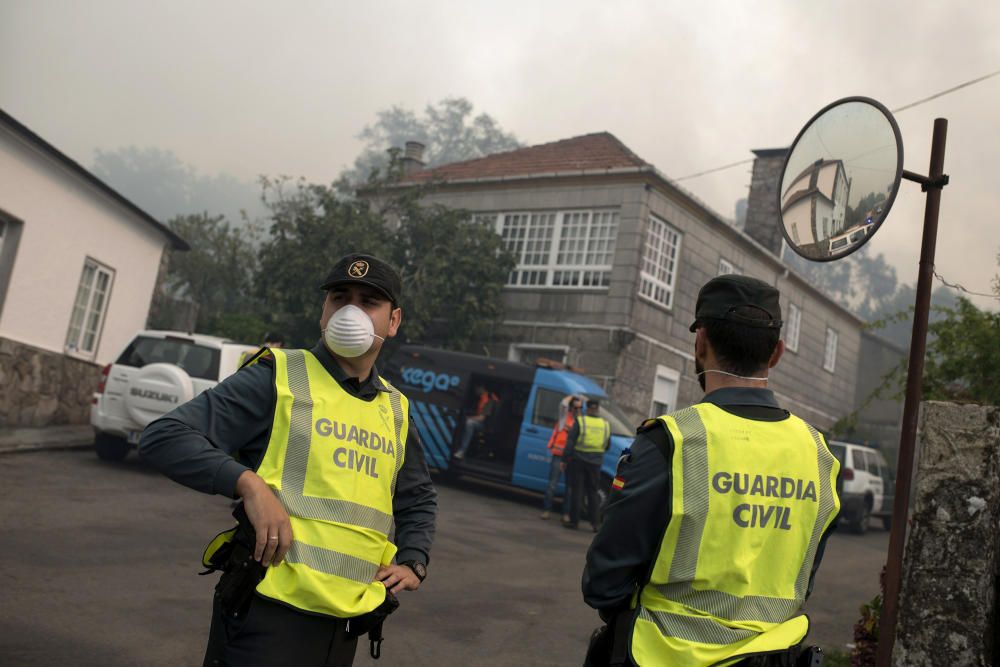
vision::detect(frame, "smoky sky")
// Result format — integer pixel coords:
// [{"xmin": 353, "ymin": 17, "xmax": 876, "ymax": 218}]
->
[{"xmin": 2, "ymin": 0, "xmax": 999, "ymax": 309}]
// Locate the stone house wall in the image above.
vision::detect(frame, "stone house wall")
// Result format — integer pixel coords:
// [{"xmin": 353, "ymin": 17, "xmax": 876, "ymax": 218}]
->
[{"xmin": 0, "ymin": 336, "xmax": 101, "ymax": 427}]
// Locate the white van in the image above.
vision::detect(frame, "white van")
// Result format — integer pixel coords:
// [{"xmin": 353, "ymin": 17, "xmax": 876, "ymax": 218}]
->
[
  {"xmin": 90, "ymin": 330, "xmax": 257, "ymax": 461},
  {"xmin": 827, "ymin": 440, "xmax": 895, "ymax": 534}
]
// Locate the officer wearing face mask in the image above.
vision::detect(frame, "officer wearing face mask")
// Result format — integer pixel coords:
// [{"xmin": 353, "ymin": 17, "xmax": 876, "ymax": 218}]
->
[
  {"xmin": 141, "ymin": 253, "xmax": 437, "ymax": 667},
  {"xmin": 581, "ymin": 275, "xmax": 840, "ymax": 667}
]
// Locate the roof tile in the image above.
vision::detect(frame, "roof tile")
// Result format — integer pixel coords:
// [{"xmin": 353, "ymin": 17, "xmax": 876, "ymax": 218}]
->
[{"xmin": 401, "ymin": 132, "xmax": 649, "ymax": 183}]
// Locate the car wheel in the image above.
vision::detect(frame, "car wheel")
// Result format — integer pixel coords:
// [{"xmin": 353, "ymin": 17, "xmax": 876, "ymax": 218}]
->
[
  {"xmin": 95, "ymin": 432, "xmax": 130, "ymax": 461},
  {"xmin": 851, "ymin": 501, "xmax": 871, "ymax": 535}
]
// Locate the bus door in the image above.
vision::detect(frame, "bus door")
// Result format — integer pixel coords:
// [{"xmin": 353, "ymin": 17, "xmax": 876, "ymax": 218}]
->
[{"xmin": 453, "ymin": 374, "xmax": 530, "ymax": 481}]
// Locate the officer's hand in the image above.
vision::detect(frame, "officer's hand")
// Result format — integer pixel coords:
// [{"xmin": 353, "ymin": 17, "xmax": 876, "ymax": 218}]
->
[
  {"xmin": 236, "ymin": 471, "xmax": 293, "ymax": 566},
  {"xmin": 375, "ymin": 564, "xmax": 421, "ymax": 594},
  {"xmin": 560, "ymin": 461, "xmax": 567, "ymax": 471}
]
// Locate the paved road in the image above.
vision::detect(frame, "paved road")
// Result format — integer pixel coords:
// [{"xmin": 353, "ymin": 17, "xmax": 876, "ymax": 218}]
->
[{"xmin": 0, "ymin": 449, "xmax": 888, "ymax": 666}]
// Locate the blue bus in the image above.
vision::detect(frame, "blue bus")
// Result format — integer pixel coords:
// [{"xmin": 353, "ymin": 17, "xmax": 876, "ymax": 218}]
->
[{"xmin": 381, "ymin": 344, "xmax": 635, "ymax": 494}]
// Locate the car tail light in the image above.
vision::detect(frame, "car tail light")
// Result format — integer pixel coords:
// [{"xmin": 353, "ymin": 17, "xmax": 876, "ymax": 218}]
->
[
  {"xmin": 842, "ymin": 467, "xmax": 854, "ymax": 481},
  {"xmin": 93, "ymin": 364, "xmax": 111, "ymax": 404}
]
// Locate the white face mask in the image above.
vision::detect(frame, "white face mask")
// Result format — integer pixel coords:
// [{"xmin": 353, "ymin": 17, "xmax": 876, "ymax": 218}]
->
[{"xmin": 323, "ymin": 304, "xmax": 385, "ymax": 358}]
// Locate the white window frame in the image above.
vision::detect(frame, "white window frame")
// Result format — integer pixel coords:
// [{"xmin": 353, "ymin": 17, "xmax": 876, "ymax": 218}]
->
[
  {"xmin": 639, "ymin": 215, "xmax": 682, "ymax": 309},
  {"xmin": 823, "ymin": 327, "xmax": 838, "ymax": 372},
  {"xmin": 65, "ymin": 257, "xmax": 115, "ymax": 359},
  {"xmin": 482, "ymin": 209, "xmax": 619, "ymax": 289},
  {"xmin": 718, "ymin": 257, "xmax": 742, "ymax": 276},
  {"xmin": 786, "ymin": 303, "xmax": 802, "ymax": 353},
  {"xmin": 507, "ymin": 343, "xmax": 569, "ymax": 365},
  {"xmin": 650, "ymin": 365, "xmax": 680, "ymax": 416}
]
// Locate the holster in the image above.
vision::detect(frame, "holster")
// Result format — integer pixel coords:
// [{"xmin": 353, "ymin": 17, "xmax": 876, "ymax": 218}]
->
[
  {"xmin": 584, "ymin": 607, "xmax": 632, "ymax": 667},
  {"xmin": 201, "ymin": 503, "xmax": 266, "ymax": 621},
  {"xmin": 346, "ymin": 590, "xmax": 400, "ymax": 660}
]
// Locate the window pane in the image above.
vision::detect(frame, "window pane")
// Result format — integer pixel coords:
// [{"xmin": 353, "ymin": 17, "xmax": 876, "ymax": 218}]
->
[
  {"xmin": 640, "ymin": 216, "xmax": 681, "ymax": 307},
  {"xmin": 66, "ymin": 264, "xmax": 97, "ymax": 349},
  {"xmin": 499, "ymin": 209, "xmax": 618, "ymax": 288}
]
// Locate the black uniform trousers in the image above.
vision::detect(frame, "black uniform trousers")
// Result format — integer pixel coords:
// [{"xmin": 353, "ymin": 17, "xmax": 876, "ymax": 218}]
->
[
  {"xmin": 568, "ymin": 458, "xmax": 602, "ymax": 528},
  {"xmin": 205, "ymin": 594, "xmax": 358, "ymax": 667}
]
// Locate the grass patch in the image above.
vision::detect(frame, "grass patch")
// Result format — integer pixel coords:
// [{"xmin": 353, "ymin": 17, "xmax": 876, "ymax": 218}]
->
[{"xmin": 823, "ymin": 648, "xmax": 851, "ymax": 667}]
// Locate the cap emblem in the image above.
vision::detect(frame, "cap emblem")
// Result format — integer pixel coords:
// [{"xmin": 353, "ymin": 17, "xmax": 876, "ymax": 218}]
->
[{"xmin": 348, "ymin": 260, "xmax": 369, "ymax": 278}]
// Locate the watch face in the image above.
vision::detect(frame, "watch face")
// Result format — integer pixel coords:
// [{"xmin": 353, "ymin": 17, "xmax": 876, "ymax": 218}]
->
[{"xmin": 412, "ymin": 563, "xmax": 427, "ymax": 579}]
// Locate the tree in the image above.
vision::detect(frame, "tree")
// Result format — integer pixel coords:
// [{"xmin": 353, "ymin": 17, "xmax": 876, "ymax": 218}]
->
[
  {"xmin": 254, "ymin": 176, "xmax": 514, "ymax": 350},
  {"xmin": 922, "ymin": 297, "xmax": 1000, "ymax": 404},
  {"xmin": 336, "ymin": 97, "xmax": 521, "ymax": 192},
  {"xmin": 149, "ymin": 213, "xmax": 265, "ymax": 342},
  {"xmin": 255, "ymin": 178, "xmax": 391, "ymax": 346},
  {"xmin": 384, "ymin": 192, "xmax": 515, "ymax": 348}
]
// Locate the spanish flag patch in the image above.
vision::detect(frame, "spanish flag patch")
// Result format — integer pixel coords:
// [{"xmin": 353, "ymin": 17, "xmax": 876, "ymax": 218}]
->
[{"xmin": 611, "ymin": 476, "xmax": 625, "ymax": 490}]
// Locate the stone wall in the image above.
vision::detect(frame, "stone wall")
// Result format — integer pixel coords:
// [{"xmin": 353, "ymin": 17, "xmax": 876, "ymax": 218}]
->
[
  {"xmin": 0, "ymin": 337, "xmax": 102, "ymax": 427},
  {"xmin": 894, "ymin": 401, "xmax": 1000, "ymax": 666}
]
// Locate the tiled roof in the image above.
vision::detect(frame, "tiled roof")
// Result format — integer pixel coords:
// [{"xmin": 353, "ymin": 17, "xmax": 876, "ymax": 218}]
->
[{"xmin": 400, "ymin": 132, "xmax": 650, "ymax": 183}]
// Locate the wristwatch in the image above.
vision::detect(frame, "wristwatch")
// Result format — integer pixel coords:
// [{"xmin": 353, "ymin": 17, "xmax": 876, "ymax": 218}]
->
[{"xmin": 399, "ymin": 560, "xmax": 427, "ymax": 582}]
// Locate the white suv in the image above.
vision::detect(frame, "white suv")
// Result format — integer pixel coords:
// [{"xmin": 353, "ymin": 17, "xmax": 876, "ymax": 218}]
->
[
  {"xmin": 90, "ymin": 330, "xmax": 257, "ymax": 461},
  {"xmin": 827, "ymin": 441, "xmax": 895, "ymax": 534}
]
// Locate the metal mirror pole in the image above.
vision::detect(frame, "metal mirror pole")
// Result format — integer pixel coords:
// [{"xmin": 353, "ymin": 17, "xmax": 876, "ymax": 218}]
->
[{"xmin": 876, "ymin": 117, "xmax": 949, "ymax": 667}]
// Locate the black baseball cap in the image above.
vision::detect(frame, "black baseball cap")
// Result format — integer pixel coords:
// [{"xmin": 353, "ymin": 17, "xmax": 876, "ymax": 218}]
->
[
  {"xmin": 689, "ymin": 274, "xmax": 782, "ymax": 332},
  {"xmin": 319, "ymin": 253, "xmax": 402, "ymax": 305}
]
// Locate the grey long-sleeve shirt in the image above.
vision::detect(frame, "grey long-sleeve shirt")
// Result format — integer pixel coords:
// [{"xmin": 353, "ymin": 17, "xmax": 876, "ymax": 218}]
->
[
  {"xmin": 582, "ymin": 387, "xmax": 839, "ymax": 618},
  {"xmin": 140, "ymin": 340, "xmax": 437, "ymax": 566}
]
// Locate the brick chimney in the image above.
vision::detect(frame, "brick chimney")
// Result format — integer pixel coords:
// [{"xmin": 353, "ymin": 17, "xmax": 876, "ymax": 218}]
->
[
  {"xmin": 744, "ymin": 148, "xmax": 788, "ymax": 255},
  {"xmin": 400, "ymin": 141, "xmax": 426, "ymax": 176}
]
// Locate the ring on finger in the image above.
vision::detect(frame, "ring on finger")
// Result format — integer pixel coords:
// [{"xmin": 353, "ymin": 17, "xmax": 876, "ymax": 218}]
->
[{"xmin": 268, "ymin": 536, "xmax": 279, "ymax": 541}]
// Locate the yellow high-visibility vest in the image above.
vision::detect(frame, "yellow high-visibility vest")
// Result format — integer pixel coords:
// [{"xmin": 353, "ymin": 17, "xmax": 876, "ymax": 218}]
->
[
  {"xmin": 629, "ymin": 403, "xmax": 840, "ymax": 666},
  {"xmin": 252, "ymin": 349, "xmax": 409, "ymax": 618},
  {"xmin": 577, "ymin": 415, "xmax": 610, "ymax": 454}
]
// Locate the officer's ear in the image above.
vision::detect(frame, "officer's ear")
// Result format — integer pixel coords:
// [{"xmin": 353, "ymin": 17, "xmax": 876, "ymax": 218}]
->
[
  {"xmin": 694, "ymin": 327, "xmax": 708, "ymax": 361},
  {"xmin": 387, "ymin": 305, "xmax": 402, "ymax": 338},
  {"xmin": 768, "ymin": 339, "xmax": 785, "ymax": 369}
]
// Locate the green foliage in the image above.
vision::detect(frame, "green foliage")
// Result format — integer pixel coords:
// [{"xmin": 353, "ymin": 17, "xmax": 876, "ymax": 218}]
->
[
  {"xmin": 255, "ymin": 177, "xmax": 390, "ymax": 346},
  {"xmin": 254, "ymin": 175, "xmax": 515, "ymax": 350},
  {"xmin": 850, "ymin": 566, "xmax": 884, "ymax": 666},
  {"xmin": 922, "ymin": 297, "xmax": 1000, "ymax": 404},
  {"xmin": 384, "ymin": 193, "xmax": 515, "ymax": 349},
  {"xmin": 200, "ymin": 312, "xmax": 270, "ymax": 345},
  {"xmin": 148, "ymin": 213, "xmax": 263, "ymax": 339}
]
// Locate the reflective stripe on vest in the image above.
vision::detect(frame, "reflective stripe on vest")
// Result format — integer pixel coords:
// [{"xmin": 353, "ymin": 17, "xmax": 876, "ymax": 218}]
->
[
  {"xmin": 630, "ymin": 404, "xmax": 840, "ymax": 666},
  {"xmin": 577, "ymin": 415, "xmax": 610, "ymax": 454},
  {"xmin": 253, "ymin": 349, "xmax": 409, "ymax": 617}
]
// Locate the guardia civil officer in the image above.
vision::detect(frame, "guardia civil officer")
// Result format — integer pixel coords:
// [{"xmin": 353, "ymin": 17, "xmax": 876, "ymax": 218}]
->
[
  {"xmin": 141, "ymin": 253, "xmax": 437, "ymax": 667},
  {"xmin": 581, "ymin": 275, "xmax": 841, "ymax": 667}
]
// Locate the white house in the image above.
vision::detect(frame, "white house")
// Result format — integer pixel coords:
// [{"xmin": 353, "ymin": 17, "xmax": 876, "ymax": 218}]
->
[{"xmin": 0, "ymin": 108, "xmax": 188, "ymax": 427}]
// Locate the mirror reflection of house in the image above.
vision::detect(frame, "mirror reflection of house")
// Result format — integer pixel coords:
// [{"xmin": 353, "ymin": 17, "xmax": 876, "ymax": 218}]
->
[{"xmin": 780, "ymin": 158, "xmax": 850, "ymax": 256}]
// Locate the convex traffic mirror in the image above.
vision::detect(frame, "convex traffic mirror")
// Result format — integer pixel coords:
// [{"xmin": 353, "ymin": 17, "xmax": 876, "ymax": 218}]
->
[{"xmin": 779, "ymin": 97, "xmax": 903, "ymax": 261}]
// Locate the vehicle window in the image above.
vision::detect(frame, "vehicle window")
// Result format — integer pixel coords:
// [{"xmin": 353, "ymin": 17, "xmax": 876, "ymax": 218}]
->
[
  {"xmin": 583, "ymin": 395, "xmax": 633, "ymax": 437},
  {"xmin": 532, "ymin": 388, "xmax": 563, "ymax": 428},
  {"xmin": 116, "ymin": 336, "xmax": 221, "ymax": 381}
]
